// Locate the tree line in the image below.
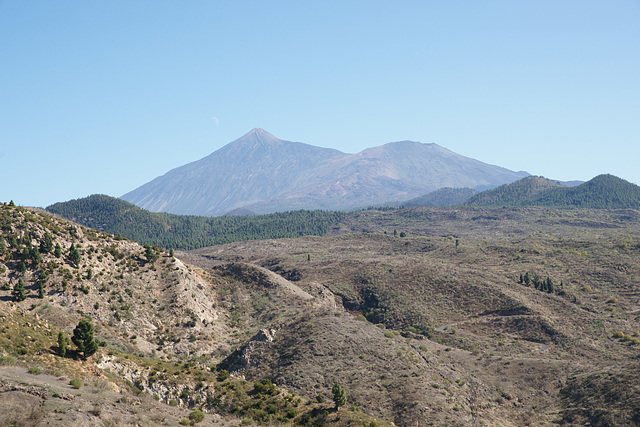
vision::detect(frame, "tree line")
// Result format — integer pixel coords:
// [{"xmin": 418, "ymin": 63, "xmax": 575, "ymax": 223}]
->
[{"xmin": 47, "ymin": 194, "xmax": 346, "ymax": 250}]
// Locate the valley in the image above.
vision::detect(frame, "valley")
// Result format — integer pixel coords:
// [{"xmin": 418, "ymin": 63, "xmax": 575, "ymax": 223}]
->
[{"xmin": 2, "ymin": 201, "xmax": 638, "ymax": 425}]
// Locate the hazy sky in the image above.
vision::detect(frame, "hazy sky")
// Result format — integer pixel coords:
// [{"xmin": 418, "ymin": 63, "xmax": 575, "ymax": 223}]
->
[{"xmin": 2, "ymin": 1, "xmax": 639, "ymax": 208}]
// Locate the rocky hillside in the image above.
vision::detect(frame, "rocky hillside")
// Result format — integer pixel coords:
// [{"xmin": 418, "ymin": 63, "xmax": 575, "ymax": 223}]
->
[
  {"xmin": 0, "ymin": 203, "xmax": 385, "ymax": 426},
  {"xmin": 122, "ymin": 128, "xmax": 528, "ymax": 215}
]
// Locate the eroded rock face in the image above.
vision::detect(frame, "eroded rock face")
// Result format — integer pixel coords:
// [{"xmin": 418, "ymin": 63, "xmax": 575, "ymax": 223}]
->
[{"xmin": 217, "ymin": 326, "xmax": 280, "ymax": 373}]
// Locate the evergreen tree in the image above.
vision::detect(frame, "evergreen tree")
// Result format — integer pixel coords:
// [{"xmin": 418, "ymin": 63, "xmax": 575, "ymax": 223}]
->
[
  {"xmin": 57, "ymin": 331, "xmax": 66, "ymax": 357},
  {"xmin": 0, "ymin": 238, "xmax": 6, "ymax": 255},
  {"xmin": 23, "ymin": 232, "xmax": 32, "ymax": 248},
  {"xmin": 54, "ymin": 243, "xmax": 62, "ymax": 258},
  {"xmin": 38, "ymin": 281, "xmax": 45, "ymax": 298},
  {"xmin": 12, "ymin": 279, "xmax": 26, "ymax": 302},
  {"xmin": 546, "ymin": 277, "xmax": 555, "ymax": 293},
  {"xmin": 68, "ymin": 243, "xmax": 81, "ymax": 267},
  {"xmin": 72, "ymin": 319, "xmax": 98, "ymax": 360},
  {"xmin": 332, "ymin": 382, "xmax": 346, "ymax": 409},
  {"xmin": 30, "ymin": 246, "xmax": 42, "ymax": 265},
  {"xmin": 523, "ymin": 272, "xmax": 531, "ymax": 286},
  {"xmin": 40, "ymin": 232, "xmax": 54, "ymax": 253},
  {"xmin": 144, "ymin": 244, "xmax": 159, "ymax": 264}
]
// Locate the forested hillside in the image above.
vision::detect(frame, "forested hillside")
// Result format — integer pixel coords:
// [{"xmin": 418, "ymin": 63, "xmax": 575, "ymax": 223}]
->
[
  {"xmin": 464, "ymin": 174, "xmax": 640, "ymax": 209},
  {"xmin": 528, "ymin": 174, "xmax": 640, "ymax": 208},
  {"xmin": 47, "ymin": 195, "xmax": 345, "ymax": 250},
  {"xmin": 463, "ymin": 176, "xmax": 564, "ymax": 207},
  {"xmin": 403, "ymin": 187, "xmax": 477, "ymax": 207}
]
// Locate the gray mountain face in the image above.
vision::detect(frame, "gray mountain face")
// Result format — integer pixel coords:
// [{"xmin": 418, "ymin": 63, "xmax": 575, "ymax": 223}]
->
[{"xmin": 121, "ymin": 128, "xmax": 529, "ymax": 215}]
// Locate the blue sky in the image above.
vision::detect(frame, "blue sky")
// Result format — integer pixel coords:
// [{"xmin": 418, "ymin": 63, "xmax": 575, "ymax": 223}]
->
[{"xmin": 1, "ymin": 1, "xmax": 639, "ymax": 208}]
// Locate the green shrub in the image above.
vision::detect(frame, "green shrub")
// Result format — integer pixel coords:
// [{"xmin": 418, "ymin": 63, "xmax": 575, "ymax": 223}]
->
[
  {"xmin": 70, "ymin": 378, "xmax": 82, "ymax": 389},
  {"xmin": 217, "ymin": 369, "xmax": 229, "ymax": 381},
  {"xmin": 189, "ymin": 409, "xmax": 205, "ymax": 423},
  {"xmin": 28, "ymin": 366, "xmax": 42, "ymax": 375},
  {"xmin": 169, "ymin": 399, "xmax": 179, "ymax": 406},
  {"xmin": 0, "ymin": 355, "xmax": 16, "ymax": 366}
]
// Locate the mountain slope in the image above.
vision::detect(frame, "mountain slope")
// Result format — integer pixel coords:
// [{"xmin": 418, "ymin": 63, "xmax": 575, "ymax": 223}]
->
[
  {"xmin": 527, "ymin": 174, "xmax": 640, "ymax": 208},
  {"xmin": 403, "ymin": 187, "xmax": 477, "ymax": 207},
  {"xmin": 0, "ymin": 203, "xmax": 387, "ymax": 426},
  {"xmin": 463, "ymin": 174, "xmax": 640, "ymax": 209},
  {"xmin": 46, "ymin": 194, "xmax": 345, "ymax": 250},
  {"xmin": 463, "ymin": 176, "xmax": 565, "ymax": 207},
  {"xmin": 122, "ymin": 129, "xmax": 529, "ymax": 215},
  {"xmin": 122, "ymin": 128, "xmax": 345, "ymax": 216}
]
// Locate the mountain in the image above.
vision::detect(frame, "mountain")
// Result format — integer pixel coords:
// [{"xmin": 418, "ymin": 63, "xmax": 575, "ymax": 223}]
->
[
  {"xmin": 464, "ymin": 174, "xmax": 640, "ymax": 209},
  {"xmin": 402, "ymin": 187, "xmax": 477, "ymax": 207},
  {"xmin": 122, "ymin": 128, "xmax": 343, "ymax": 216},
  {"xmin": 122, "ymin": 128, "xmax": 529, "ymax": 216}
]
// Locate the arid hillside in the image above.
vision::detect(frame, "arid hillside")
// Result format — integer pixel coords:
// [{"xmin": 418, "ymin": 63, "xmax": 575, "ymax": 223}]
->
[
  {"xmin": 1, "ymin": 203, "xmax": 639, "ymax": 425},
  {"xmin": 0, "ymin": 203, "xmax": 386, "ymax": 426},
  {"xmin": 188, "ymin": 206, "xmax": 640, "ymax": 426}
]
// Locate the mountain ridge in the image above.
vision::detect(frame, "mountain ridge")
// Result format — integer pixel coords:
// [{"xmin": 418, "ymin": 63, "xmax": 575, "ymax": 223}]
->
[{"xmin": 122, "ymin": 129, "xmax": 529, "ymax": 216}]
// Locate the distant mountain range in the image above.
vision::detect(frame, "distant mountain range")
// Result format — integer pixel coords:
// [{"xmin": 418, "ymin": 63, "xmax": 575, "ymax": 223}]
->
[{"xmin": 121, "ymin": 128, "xmax": 529, "ymax": 216}]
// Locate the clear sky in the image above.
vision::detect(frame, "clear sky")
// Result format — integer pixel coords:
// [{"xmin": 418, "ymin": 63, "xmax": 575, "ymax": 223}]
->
[{"xmin": 2, "ymin": 1, "xmax": 639, "ymax": 208}]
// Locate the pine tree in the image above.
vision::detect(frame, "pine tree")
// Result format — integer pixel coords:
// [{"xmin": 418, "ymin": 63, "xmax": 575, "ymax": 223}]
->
[
  {"xmin": 57, "ymin": 331, "xmax": 66, "ymax": 357},
  {"xmin": 40, "ymin": 232, "xmax": 54, "ymax": 254},
  {"xmin": 332, "ymin": 383, "xmax": 346, "ymax": 409},
  {"xmin": 12, "ymin": 279, "xmax": 26, "ymax": 302},
  {"xmin": 54, "ymin": 243, "xmax": 62, "ymax": 258},
  {"xmin": 68, "ymin": 243, "xmax": 81, "ymax": 267},
  {"xmin": 30, "ymin": 246, "xmax": 42, "ymax": 265},
  {"xmin": 72, "ymin": 319, "xmax": 98, "ymax": 360}
]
